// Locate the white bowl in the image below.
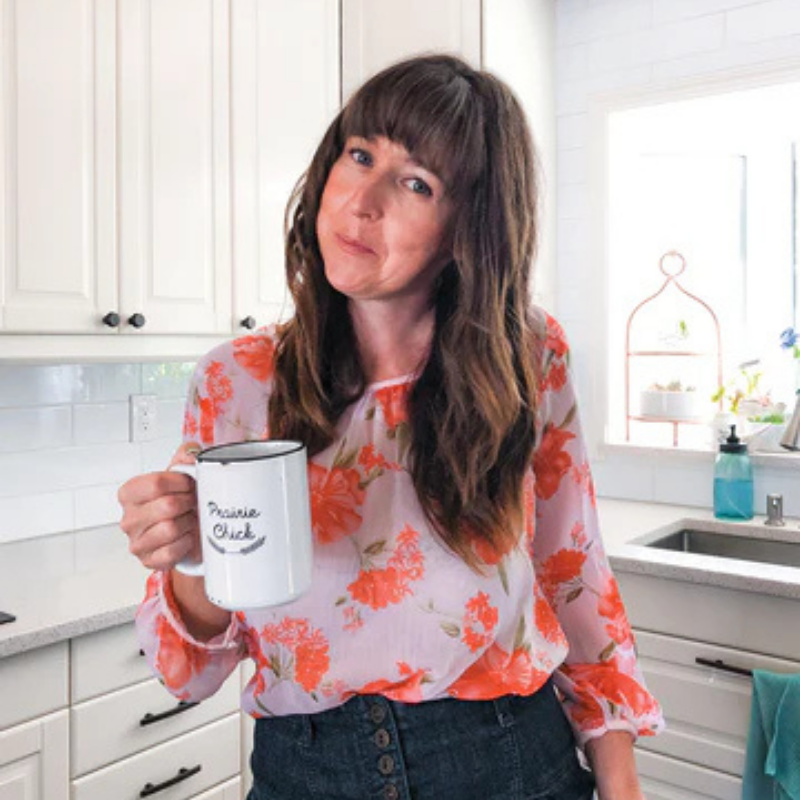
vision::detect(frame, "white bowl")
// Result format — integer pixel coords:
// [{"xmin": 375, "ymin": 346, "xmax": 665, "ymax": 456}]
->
[{"xmin": 639, "ymin": 390, "xmax": 701, "ymax": 420}]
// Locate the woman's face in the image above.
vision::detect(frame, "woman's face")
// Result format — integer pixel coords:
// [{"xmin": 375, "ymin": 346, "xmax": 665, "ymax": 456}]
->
[{"xmin": 316, "ymin": 136, "xmax": 453, "ymax": 307}]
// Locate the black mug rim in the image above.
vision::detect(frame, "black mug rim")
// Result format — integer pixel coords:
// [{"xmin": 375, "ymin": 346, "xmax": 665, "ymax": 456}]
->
[{"xmin": 197, "ymin": 440, "xmax": 305, "ymax": 464}]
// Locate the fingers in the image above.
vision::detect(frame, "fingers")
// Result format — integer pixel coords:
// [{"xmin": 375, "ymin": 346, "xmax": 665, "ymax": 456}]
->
[
  {"xmin": 118, "ymin": 470, "xmax": 194, "ymax": 508},
  {"xmin": 170, "ymin": 440, "xmax": 202, "ymax": 467},
  {"xmin": 131, "ymin": 510, "xmax": 201, "ymax": 571}
]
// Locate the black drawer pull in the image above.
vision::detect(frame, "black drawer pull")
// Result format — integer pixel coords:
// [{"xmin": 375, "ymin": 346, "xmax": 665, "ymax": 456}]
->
[
  {"xmin": 140, "ymin": 765, "xmax": 201, "ymax": 797},
  {"xmin": 695, "ymin": 657, "xmax": 753, "ymax": 678},
  {"xmin": 138, "ymin": 648, "xmax": 145, "ymax": 657},
  {"xmin": 140, "ymin": 700, "xmax": 199, "ymax": 726}
]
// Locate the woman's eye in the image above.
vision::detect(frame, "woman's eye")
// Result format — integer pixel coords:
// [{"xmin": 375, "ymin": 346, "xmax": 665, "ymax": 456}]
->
[
  {"xmin": 349, "ymin": 148, "xmax": 372, "ymax": 167},
  {"xmin": 406, "ymin": 178, "xmax": 433, "ymax": 197}
]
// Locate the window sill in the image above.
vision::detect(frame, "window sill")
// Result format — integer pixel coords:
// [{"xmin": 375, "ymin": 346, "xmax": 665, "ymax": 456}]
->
[{"xmin": 600, "ymin": 441, "xmax": 800, "ymax": 471}]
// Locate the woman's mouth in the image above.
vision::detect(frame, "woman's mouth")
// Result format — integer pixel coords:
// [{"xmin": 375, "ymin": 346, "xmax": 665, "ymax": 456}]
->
[{"xmin": 335, "ymin": 233, "xmax": 375, "ymax": 255}]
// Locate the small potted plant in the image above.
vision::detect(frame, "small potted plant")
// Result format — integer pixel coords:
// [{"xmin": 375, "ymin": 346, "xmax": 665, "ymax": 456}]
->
[{"xmin": 640, "ymin": 379, "xmax": 700, "ymax": 420}]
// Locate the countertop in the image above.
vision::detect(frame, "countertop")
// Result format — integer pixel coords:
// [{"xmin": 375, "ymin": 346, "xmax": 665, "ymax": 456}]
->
[{"xmin": 1, "ymin": 499, "xmax": 799, "ymax": 659}]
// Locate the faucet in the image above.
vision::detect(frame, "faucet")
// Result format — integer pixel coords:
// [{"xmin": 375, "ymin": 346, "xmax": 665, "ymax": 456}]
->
[
  {"xmin": 780, "ymin": 390, "xmax": 800, "ymax": 450},
  {"xmin": 765, "ymin": 494, "xmax": 786, "ymax": 527}
]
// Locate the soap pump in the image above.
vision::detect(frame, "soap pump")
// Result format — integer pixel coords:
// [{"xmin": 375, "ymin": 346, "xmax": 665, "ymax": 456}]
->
[{"xmin": 713, "ymin": 424, "xmax": 753, "ymax": 520}]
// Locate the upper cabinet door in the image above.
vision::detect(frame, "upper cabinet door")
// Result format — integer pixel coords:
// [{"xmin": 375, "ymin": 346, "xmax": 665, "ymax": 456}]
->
[
  {"xmin": 0, "ymin": 0, "xmax": 117, "ymax": 333},
  {"xmin": 341, "ymin": 0, "xmax": 481, "ymax": 101},
  {"xmin": 231, "ymin": 0, "xmax": 339, "ymax": 334},
  {"xmin": 118, "ymin": 0, "xmax": 232, "ymax": 335}
]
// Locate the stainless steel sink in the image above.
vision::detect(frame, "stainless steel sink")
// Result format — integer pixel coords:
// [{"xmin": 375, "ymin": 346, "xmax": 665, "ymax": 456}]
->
[{"xmin": 644, "ymin": 528, "xmax": 800, "ymax": 569}]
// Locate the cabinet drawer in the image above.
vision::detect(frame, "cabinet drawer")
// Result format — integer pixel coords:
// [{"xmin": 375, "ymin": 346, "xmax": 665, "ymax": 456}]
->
[
  {"xmin": 637, "ymin": 748, "xmax": 741, "ymax": 800},
  {"xmin": 635, "ymin": 629, "xmax": 800, "ymax": 776},
  {"xmin": 72, "ymin": 674, "xmax": 240, "ymax": 776},
  {"xmin": 618, "ymin": 572, "xmax": 800, "ymax": 661},
  {"xmin": 0, "ymin": 642, "xmax": 68, "ymax": 730},
  {"xmin": 72, "ymin": 713, "xmax": 240, "ymax": 800},
  {"xmin": 71, "ymin": 622, "xmax": 153, "ymax": 702},
  {"xmin": 192, "ymin": 777, "xmax": 241, "ymax": 799}
]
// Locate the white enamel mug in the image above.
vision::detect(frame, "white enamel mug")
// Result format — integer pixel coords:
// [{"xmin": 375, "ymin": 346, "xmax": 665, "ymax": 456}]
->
[{"xmin": 171, "ymin": 440, "xmax": 313, "ymax": 610}]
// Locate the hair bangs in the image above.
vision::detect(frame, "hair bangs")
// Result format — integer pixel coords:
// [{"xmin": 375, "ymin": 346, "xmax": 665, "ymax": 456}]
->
[{"xmin": 340, "ymin": 61, "xmax": 485, "ymax": 199}]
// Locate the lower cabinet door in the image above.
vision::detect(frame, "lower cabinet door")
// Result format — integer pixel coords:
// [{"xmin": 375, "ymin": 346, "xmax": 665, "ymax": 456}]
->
[
  {"xmin": 191, "ymin": 777, "xmax": 241, "ymax": 799},
  {"xmin": 72, "ymin": 714, "xmax": 240, "ymax": 800},
  {"xmin": 0, "ymin": 710, "xmax": 69, "ymax": 800},
  {"xmin": 636, "ymin": 749, "xmax": 742, "ymax": 800}
]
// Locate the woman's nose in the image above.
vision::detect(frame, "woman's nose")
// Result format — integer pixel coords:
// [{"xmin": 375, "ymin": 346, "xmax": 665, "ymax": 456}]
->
[{"xmin": 347, "ymin": 177, "xmax": 383, "ymax": 220}]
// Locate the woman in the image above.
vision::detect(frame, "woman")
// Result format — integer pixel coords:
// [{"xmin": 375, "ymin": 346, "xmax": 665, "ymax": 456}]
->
[{"xmin": 119, "ymin": 54, "xmax": 663, "ymax": 799}]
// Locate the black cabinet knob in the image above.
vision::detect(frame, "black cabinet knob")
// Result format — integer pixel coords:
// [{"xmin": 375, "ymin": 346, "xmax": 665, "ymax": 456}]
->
[
  {"xmin": 102, "ymin": 312, "xmax": 121, "ymax": 328},
  {"xmin": 240, "ymin": 316, "xmax": 256, "ymax": 330},
  {"xmin": 128, "ymin": 313, "xmax": 146, "ymax": 329}
]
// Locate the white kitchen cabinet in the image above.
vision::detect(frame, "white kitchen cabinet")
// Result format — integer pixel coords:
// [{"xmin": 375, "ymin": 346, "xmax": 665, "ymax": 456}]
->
[
  {"xmin": 0, "ymin": 0, "xmax": 117, "ymax": 334},
  {"xmin": 0, "ymin": 711, "xmax": 69, "ymax": 800},
  {"xmin": 118, "ymin": 0, "xmax": 232, "ymax": 335},
  {"xmin": 616, "ymin": 570, "xmax": 800, "ymax": 799},
  {"xmin": 341, "ymin": 0, "xmax": 481, "ymax": 101},
  {"xmin": 231, "ymin": 0, "xmax": 339, "ymax": 334}
]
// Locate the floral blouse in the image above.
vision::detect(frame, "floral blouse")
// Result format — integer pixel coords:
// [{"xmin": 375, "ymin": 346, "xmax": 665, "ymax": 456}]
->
[{"xmin": 135, "ymin": 310, "xmax": 664, "ymax": 747}]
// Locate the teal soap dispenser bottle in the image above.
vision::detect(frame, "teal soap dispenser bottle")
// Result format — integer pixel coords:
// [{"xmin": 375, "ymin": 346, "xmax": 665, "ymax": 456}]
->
[{"xmin": 713, "ymin": 424, "xmax": 753, "ymax": 520}]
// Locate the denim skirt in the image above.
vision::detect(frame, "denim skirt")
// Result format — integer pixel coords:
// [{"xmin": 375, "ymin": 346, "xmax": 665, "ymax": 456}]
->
[{"xmin": 246, "ymin": 678, "xmax": 595, "ymax": 800}]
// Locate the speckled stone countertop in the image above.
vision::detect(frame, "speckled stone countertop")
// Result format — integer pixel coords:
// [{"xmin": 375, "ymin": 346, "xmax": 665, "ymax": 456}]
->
[
  {"xmin": 2, "ymin": 499, "xmax": 799, "ymax": 659},
  {"xmin": 0, "ymin": 525, "xmax": 149, "ymax": 658},
  {"xmin": 601, "ymin": 499, "xmax": 800, "ymax": 601}
]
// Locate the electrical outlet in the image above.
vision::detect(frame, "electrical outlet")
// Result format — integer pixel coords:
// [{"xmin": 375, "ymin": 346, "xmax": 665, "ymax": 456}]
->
[{"xmin": 130, "ymin": 394, "xmax": 158, "ymax": 442}]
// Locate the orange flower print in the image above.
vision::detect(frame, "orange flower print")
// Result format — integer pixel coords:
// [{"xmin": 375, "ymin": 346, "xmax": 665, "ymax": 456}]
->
[
  {"xmin": 233, "ymin": 334, "xmax": 275, "ymax": 382},
  {"xmin": 358, "ymin": 443, "xmax": 402, "ymax": 473},
  {"xmin": 374, "ymin": 383, "xmax": 410, "ymax": 430},
  {"xmin": 533, "ymin": 424, "xmax": 576, "ymax": 500},
  {"xmin": 598, "ymin": 576, "xmax": 634, "ymax": 648},
  {"xmin": 542, "ymin": 359, "xmax": 567, "ymax": 392},
  {"xmin": 347, "ymin": 525, "xmax": 425, "ymax": 610},
  {"xmin": 182, "ymin": 409, "xmax": 198, "ymax": 439},
  {"xmin": 198, "ymin": 396, "xmax": 216, "ymax": 445},
  {"xmin": 533, "ymin": 594, "xmax": 565, "ymax": 646},
  {"xmin": 461, "ymin": 591, "xmax": 499, "ymax": 652},
  {"xmin": 562, "ymin": 663, "xmax": 660, "ymax": 731},
  {"xmin": 354, "ymin": 661, "xmax": 429, "ymax": 703},
  {"xmin": 205, "ymin": 361, "xmax": 233, "ymax": 408},
  {"xmin": 261, "ymin": 617, "xmax": 330, "ymax": 693},
  {"xmin": 571, "ymin": 462, "xmax": 597, "ymax": 508},
  {"xmin": 523, "ymin": 469, "xmax": 536, "ymax": 548},
  {"xmin": 241, "ymin": 625, "xmax": 270, "ymax": 697},
  {"xmin": 309, "ymin": 462, "xmax": 366, "ymax": 544},
  {"xmin": 537, "ymin": 547, "xmax": 587, "ymax": 606},
  {"xmin": 448, "ymin": 642, "xmax": 549, "ymax": 700},
  {"xmin": 544, "ymin": 313, "xmax": 569, "ymax": 358},
  {"xmin": 155, "ymin": 616, "xmax": 210, "ymax": 693}
]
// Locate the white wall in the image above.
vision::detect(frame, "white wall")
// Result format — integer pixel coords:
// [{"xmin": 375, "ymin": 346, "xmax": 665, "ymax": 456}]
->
[
  {"xmin": 0, "ymin": 363, "xmax": 192, "ymax": 544},
  {"xmin": 556, "ymin": 0, "xmax": 800, "ymax": 515}
]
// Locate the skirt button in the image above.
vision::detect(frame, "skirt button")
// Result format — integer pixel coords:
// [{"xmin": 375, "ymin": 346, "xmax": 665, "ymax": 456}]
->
[
  {"xmin": 374, "ymin": 728, "xmax": 391, "ymax": 748},
  {"xmin": 383, "ymin": 784, "xmax": 399, "ymax": 800},
  {"xmin": 378, "ymin": 754, "xmax": 395, "ymax": 775},
  {"xmin": 369, "ymin": 703, "xmax": 387, "ymax": 724}
]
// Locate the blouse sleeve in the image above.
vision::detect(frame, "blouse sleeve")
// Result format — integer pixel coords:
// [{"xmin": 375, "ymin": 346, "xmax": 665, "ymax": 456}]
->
[
  {"xmin": 135, "ymin": 348, "xmax": 247, "ymax": 702},
  {"xmin": 532, "ymin": 313, "xmax": 665, "ymax": 747}
]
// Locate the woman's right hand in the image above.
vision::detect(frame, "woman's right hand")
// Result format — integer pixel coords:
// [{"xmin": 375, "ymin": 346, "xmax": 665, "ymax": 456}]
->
[{"xmin": 118, "ymin": 441, "xmax": 202, "ymax": 571}]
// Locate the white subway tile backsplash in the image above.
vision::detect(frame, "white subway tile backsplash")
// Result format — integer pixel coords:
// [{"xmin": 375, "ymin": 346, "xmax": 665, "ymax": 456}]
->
[
  {"xmin": 653, "ymin": 0, "xmax": 761, "ymax": 26},
  {"xmin": 140, "ymin": 438, "xmax": 181, "ymax": 474},
  {"xmin": 558, "ymin": 0, "xmax": 652, "ymax": 47},
  {"xmin": 0, "ymin": 443, "xmax": 141, "ymax": 498},
  {"xmin": 156, "ymin": 399, "xmax": 186, "ymax": 441},
  {"xmin": 73, "ymin": 403, "xmax": 130, "ymax": 445},
  {"xmin": 0, "ymin": 365, "xmax": 76, "ymax": 407},
  {"xmin": 142, "ymin": 363, "xmax": 195, "ymax": 399},
  {"xmin": 557, "ymin": 113, "xmax": 588, "ymax": 151},
  {"xmin": 557, "ymin": 43, "xmax": 589, "ymax": 84},
  {"xmin": 74, "ymin": 484, "xmax": 124, "ymax": 531},
  {"xmin": 727, "ymin": 0, "xmax": 800, "ymax": 44},
  {"xmin": 73, "ymin": 364, "xmax": 141, "ymax": 403},
  {"xmin": 0, "ymin": 492, "xmax": 74, "ymax": 544},
  {"xmin": 593, "ymin": 457, "xmax": 655, "ymax": 502},
  {"xmin": 0, "ymin": 406, "xmax": 71, "ymax": 453}
]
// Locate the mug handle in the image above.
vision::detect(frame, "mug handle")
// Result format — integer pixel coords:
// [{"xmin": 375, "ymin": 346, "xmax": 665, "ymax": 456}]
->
[{"xmin": 169, "ymin": 463, "xmax": 204, "ymax": 577}]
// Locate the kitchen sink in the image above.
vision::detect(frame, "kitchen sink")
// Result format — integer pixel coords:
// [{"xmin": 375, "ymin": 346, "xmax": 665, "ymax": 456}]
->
[{"xmin": 644, "ymin": 528, "xmax": 800, "ymax": 569}]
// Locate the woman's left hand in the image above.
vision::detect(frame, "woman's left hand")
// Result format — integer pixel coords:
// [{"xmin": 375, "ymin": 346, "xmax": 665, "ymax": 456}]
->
[{"xmin": 585, "ymin": 730, "xmax": 645, "ymax": 800}]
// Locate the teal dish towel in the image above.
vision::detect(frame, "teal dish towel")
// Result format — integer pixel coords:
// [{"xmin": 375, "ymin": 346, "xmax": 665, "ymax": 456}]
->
[{"xmin": 742, "ymin": 669, "xmax": 800, "ymax": 800}]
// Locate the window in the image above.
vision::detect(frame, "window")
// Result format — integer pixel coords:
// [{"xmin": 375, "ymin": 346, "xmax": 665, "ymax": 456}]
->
[{"xmin": 606, "ymin": 81, "xmax": 800, "ymax": 448}]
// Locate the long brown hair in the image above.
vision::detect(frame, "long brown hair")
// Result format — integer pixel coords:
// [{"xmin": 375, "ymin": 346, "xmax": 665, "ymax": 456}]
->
[{"xmin": 269, "ymin": 54, "xmax": 540, "ymax": 568}]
